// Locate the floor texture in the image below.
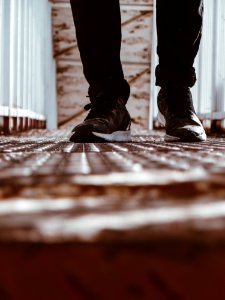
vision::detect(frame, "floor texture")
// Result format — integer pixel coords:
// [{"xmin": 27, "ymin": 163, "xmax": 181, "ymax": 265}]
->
[{"xmin": 1, "ymin": 129, "xmax": 225, "ymax": 299}]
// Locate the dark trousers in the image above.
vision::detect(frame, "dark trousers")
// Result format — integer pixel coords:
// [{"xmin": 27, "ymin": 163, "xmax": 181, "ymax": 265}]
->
[{"xmin": 70, "ymin": 0, "xmax": 203, "ymax": 97}]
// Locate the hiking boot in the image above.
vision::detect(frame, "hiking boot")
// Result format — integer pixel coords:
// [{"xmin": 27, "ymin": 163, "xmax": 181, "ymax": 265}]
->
[
  {"xmin": 157, "ymin": 86, "xmax": 207, "ymax": 142},
  {"xmin": 69, "ymin": 95, "xmax": 131, "ymax": 142}
]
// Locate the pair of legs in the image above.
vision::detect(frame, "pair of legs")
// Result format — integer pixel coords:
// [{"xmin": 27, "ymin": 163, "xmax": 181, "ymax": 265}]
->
[{"xmin": 69, "ymin": 0, "xmax": 206, "ymax": 142}]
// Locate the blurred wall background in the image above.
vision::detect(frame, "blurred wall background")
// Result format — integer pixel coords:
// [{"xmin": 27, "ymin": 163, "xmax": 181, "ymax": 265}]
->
[{"xmin": 51, "ymin": 0, "xmax": 153, "ymax": 130}]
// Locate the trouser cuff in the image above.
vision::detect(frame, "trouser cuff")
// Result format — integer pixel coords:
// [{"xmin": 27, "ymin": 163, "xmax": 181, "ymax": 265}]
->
[{"xmin": 155, "ymin": 65, "xmax": 197, "ymax": 87}]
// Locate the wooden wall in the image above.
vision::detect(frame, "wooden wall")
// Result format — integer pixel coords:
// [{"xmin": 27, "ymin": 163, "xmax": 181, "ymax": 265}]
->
[{"xmin": 51, "ymin": 0, "xmax": 153, "ymax": 129}]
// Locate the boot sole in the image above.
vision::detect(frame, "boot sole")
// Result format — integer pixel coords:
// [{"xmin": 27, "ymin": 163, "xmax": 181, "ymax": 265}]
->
[
  {"xmin": 92, "ymin": 130, "xmax": 131, "ymax": 142},
  {"xmin": 157, "ymin": 111, "xmax": 207, "ymax": 142},
  {"xmin": 70, "ymin": 129, "xmax": 131, "ymax": 143}
]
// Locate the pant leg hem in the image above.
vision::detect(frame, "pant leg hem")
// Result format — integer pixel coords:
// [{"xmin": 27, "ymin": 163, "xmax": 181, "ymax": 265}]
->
[{"xmin": 155, "ymin": 65, "xmax": 197, "ymax": 87}]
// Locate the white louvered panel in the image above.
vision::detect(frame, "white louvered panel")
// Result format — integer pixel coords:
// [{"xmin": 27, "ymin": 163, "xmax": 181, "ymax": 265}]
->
[
  {"xmin": 23, "ymin": 0, "xmax": 29, "ymax": 114},
  {"xmin": 192, "ymin": 0, "xmax": 215, "ymax": 115},
  {"xmin": 9, "ymin": 0, "xmax": 18, "ymax": 119},
  {"xmin": 0, "ymin": 0, "xmax": 57, "ymax": 130},
  {"xmin": 44, "ymin": 0, "xmax": 57, "ymax": 129},
  {"xmin": 35, "ymin": 0, "xmax": 43, "ymax": 121},
  {"xmin": 27, "ymin": 1, "xmax": 32, "ymax": 118},
  {"xmin": 17, "ymin": 0, "xmax": 24, "ymax": 112},
  {"xmin": 0, "ymin": 0, "xmax": 10, "ymax": 114},
  {"xmin": 0, "ymin": 0, "xmax": 3, "ymax": 108},
  {"xmin": 215, "ymin": 0, "xmax": 225, "ymax": 115}
]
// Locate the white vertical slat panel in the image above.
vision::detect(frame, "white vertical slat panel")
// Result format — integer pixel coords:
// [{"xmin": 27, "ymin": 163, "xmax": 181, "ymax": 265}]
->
[
  {"xmin": 33, "ymin": 0, "xmax": 38, "ymax": 121},
  {"xmin": 28, "ymin": 0, "xmax": 32, "ymax": 124},
  {"xmin": 0, "ymin": 0, "xmax": 10, "ymax": 116},
  {"xmin": 17, "ymin": 0, "xmax": 24, "ymax": 113},
  {"xmin": 193, "ymin": 0, "xmax": 225, "ymax": 120},
  {"xmin": 30, "ymin": 0, "xmax": 35, "ymax": 120},
  {"xmin": 35, "ymin": 0, "xmax": 41, "ymax": 120},
  {"xmin": 192, "ymin": 0, "xmax": 215, "ymax": 115},
  {"xmin": 9, "ymin": 0, "xmax": 18, "ymax": 122},
  {"xmin": 41, "ymin": 0, "xmax": 47, "ymax": 121},
  {"xmin": 0, "ymin": 0, "xmax": 57, "ymax": 131},
  {"xmin": 211, "ymin": 0, "xmax": 219, "ymax": 113},
  {"xmin": 0, "ymin": 0, "xmax": 3, "ymax": 111},
  {"xmin": 215, "ymin": 0, "xmax": 225, "ymax": 115},
  {"xmin": 44, "ymin": 0, "xmax": 57, "ymax": 129},
  {"xmin": 23, "ymin": 0, "xmax": 29, "ymax": 122},
  {"xmin": 39, "ymin": 0, "xmax": 45, "ymax": 121}
]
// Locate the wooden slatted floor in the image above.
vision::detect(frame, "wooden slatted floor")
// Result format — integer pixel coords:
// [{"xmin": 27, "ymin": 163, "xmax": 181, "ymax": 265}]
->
[{"xmin": 1, "ymin": 129, "xmax": 225, "ymax": 299}]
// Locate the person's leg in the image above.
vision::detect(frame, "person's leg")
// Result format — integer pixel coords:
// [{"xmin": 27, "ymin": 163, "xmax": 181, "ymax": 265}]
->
[
  {"xmin": 156, "ymin": 0, "xmax": 206, "ymax": 142},
  {"xmin": 69, "ymin": 0, "xmax": 131, "ymax": 142},
  {"xmin": 156, "ymin": 0, "xmax": 203, "ymax": 87},
  {"xmin": 70, "ymin": 0, "xmax": 129, "ymax": 100}
]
